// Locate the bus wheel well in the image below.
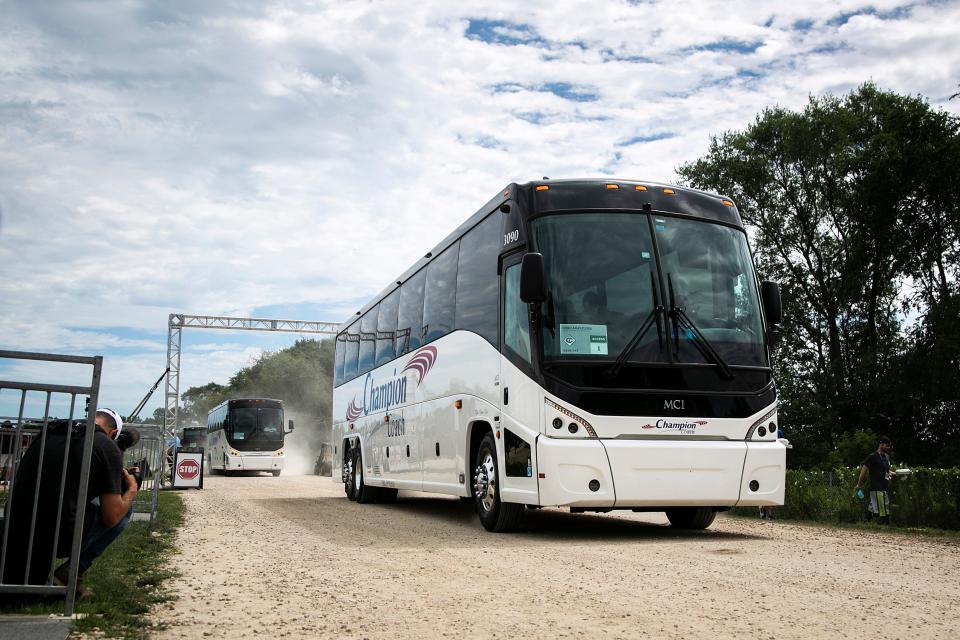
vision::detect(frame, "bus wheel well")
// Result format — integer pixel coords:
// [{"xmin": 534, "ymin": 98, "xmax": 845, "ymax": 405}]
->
[{"xmin": 468, "ymin": 421, "xmax": 493, "ymax": 479}]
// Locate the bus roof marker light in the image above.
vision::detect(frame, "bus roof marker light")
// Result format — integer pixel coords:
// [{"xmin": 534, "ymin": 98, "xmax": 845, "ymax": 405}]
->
[
  {"xmin": 722, "ymin": 199, "xmax": 734, "ymax": 207},
  {"xmin": 454, "ymin": 399, "xmax": 462, "ymax": 410},
  {"xmin": 635, "ymin": 185, "xmax": 648, "ymax": 191},
  {"xmin": 606, "ymin": 184, "xmax": 619, "ymax": 190},
  {"xmin": 663, "ymin": 188, "xmax": 676, "ymax": 195},
  {"xmin": 536, "ymin": 185, "xmax": 549, "ymax": 191}
]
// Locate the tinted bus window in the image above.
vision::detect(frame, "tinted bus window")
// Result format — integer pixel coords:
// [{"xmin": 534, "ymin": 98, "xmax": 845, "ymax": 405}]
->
[
  {"xmin": 334, "ymin": 333, "xmax": 346, "ymax": 386},
  {"xmin": 358, "ymin": 308, "xmax": 378, "ymax": 375},
  {"xmin": 343, "ymin": 321, "xmax": 360, "ymax": 381},
  {"xmin": 504, "ymin": 264, "xmax": 531, "ymax": 363},
  {"xmin": 397, "ymin": 269, "xmax": 426, "ymax": 356},
  {"xmin": 376, "ymin": 288, "xmax": 400, "ymax": 367},
  {"xmin": 423, "ymin": 242, "xmax": 460, "ymax": 343},
  {"xmin": 455, "ymin": 214, "xmax": 499, "ymax": 345}
]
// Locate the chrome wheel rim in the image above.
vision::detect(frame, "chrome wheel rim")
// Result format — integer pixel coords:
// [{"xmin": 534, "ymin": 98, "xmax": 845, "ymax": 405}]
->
[
  {"xmin": 353, "ymin": 456, "xmax": 362, "ymax": 492},
  {"xmin": 474, "ymin": 452, "xmax": 497, "ymax": 512}
]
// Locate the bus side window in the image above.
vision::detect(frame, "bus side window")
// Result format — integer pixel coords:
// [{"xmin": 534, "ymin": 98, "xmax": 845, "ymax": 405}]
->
[
  {"xmin": 397, "ymin": 269, "xmax": 426, "ymax": 356},
  {"xmin": 358, "ymin": 307, "xmax": 378, "ymax": 375},
  {"xmin": 504, "ymin": 264, "xmax": 531, "ymax": 363},
  {"xmin": 334, "ymin": 333, "xmax": 346, "ymax": 386},
  {"xmin": 455, "ymin": 213, "xmax": 499, "ymax": 346},
  {"xmin": 423, "ymin": 241, "xmax": 460, "ymax": 344},
  {"xmin": 376, "ymin": 288, "xmax": 400, "ymax": 366},
  {"xmin": 344, "ymin": 321, "xmax": 360, "ymax": 381}
]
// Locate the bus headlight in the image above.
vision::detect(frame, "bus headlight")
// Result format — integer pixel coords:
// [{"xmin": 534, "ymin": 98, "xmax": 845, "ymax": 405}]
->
[
  {"xmin": 545, "ymin": 398, "xmax": 597, "ymax": 438},
  {"xmin": 229, "ymin": 448, "xmax": 241, "ymax": 457},
  {"xmin": 273, "ymin": 449, "xmax": 284, "ymax": 456},
  {"xmin": 746, "ymin": 408, "xmax": 777, "ymax": 441}
]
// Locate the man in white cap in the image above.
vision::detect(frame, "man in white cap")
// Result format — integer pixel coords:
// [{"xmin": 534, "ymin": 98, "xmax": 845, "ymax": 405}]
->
[{"xmin": 2, "ymin": 407, "xmax": 138, "ymax": 596}]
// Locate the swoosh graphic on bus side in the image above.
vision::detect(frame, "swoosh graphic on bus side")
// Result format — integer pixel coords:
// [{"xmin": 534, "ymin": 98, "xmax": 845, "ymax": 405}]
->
[
  {"xmin": 401, "ymin": 345, "xmax": 438, "ymax": 386},
  {"xmin": 346, "ymin": 397, "xmax": 363, "ymax": 421}
]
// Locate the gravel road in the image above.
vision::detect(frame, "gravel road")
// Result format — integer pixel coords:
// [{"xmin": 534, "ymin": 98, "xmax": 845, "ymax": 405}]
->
[{"xmin": 150, "ymin": 474, "xmax": 959, "ymax": 639}]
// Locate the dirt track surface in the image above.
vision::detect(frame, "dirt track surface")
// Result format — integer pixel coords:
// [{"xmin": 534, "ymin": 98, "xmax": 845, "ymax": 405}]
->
[{"xmin": 150, "ymin": 475, "xmax": 959, "ymax": 639}]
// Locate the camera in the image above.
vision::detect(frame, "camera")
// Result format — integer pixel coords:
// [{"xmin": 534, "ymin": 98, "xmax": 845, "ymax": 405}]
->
[{"xmin": 130, "ymin": 458, "xmax": 149, "ymax": 489}]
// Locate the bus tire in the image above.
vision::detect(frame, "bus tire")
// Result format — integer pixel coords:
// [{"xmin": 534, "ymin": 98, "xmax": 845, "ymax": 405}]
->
[
  {"xmin": 345, "ymin": 447, "xmax": 358, "ymax": 501},
  {"xmin": 665, "ymin": 507, "xmax": 716, "ymax": 529},
  {"xmin": 354, "ymin": 448, "xmax": 378, "ymax": 504},
  {"xmin": 473, "ymin": 432, "xmax": 522, "ymax": 532},
  {"xmin": 379, "ymin": 487, "xmax": 398, "ymax": 503}
]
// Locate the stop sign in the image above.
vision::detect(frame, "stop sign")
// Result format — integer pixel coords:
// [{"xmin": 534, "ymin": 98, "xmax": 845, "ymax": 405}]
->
[{"xmin": 177, "ymin": 458, "xmax": 200, "ymax": 480}]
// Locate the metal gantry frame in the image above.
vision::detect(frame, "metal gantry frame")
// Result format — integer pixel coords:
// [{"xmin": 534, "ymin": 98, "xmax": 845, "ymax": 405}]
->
[{"xmin": 163, "ymin": 314, "xmax": 339, "ymax": 480}]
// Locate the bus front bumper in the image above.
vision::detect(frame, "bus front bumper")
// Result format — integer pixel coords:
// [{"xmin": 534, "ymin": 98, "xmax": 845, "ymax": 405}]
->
[
  {"xmin": 535, "ymin": 437, "xmax": 785, "ymax": 508},
  {"xmin": 229, "ymin": 455, "xmax": 284, "ymax": 472}
]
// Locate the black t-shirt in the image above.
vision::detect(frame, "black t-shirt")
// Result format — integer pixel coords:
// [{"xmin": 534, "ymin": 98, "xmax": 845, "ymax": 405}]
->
[
  {"xmin": 863, "ymin": 451, "xmax": 891, "ymax": 492},
  {"xmin": 1, "ymin": 427, "xmax": 124, "ymax": 585}
]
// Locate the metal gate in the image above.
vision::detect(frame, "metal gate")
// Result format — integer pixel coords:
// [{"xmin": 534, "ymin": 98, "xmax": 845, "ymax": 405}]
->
[
  {"xmin": 121, "ymin": 423, "xmax": 164, "ymax": 521},
  {"xmin": 0, "ymin": 350, "xmax": 102, "ymax": 617}
]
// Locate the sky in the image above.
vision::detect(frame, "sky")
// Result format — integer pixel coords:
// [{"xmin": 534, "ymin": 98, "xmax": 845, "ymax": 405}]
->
[{"xmin": 1, "ymin": 0, "xmax": 958, "ymax": 420}]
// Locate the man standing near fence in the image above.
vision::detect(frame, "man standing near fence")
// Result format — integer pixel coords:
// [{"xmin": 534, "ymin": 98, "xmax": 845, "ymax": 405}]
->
[
  {"xmin": 855, "ymin": 435, "xmax": 895, "ymax": 525},
  {"xmin": 1, "ymin": 408, "xmax": 138, "ymax": 596}
]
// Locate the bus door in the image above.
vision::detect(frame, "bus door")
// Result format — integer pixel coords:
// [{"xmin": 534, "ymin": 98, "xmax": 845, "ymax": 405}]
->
[{"xmin": 498, "ymin": 255, "xmax": 540, "ymax": 503}]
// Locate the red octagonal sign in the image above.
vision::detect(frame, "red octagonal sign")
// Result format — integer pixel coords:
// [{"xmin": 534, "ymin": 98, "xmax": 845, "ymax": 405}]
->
[{"xmin": 177, "ymin": 458, "xmax": 200, "ymax": 480}]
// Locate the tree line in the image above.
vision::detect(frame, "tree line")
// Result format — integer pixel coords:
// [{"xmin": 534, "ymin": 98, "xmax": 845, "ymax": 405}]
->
[
  {"xmin": 157, "ymin": 339, "xmax": 335, "ymax": 459},
  {"xmin": 679, "ymin": 83, "xmax": 960, "ymax": 468}
]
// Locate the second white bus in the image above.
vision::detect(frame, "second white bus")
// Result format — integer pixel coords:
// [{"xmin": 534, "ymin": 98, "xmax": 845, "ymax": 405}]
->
[{"xmin": 207, "ymin": 398, "xmax": 294, "ymax": 476}]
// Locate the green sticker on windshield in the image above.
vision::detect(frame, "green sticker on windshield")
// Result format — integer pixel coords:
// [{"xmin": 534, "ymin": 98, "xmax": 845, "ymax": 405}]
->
[{"xmin": 559, "ymin": 324, "xmax": 608, "ymax": 355}]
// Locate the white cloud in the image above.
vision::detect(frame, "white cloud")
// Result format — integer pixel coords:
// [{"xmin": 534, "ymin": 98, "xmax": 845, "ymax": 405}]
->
[{"xmin": 1, "ymin": 0, "xmax": 958, "ymax": 409}]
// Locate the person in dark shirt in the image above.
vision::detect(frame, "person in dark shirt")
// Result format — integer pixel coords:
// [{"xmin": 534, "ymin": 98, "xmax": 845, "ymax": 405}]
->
[
  {"xmin": 1, "ymin": 408, "xmax": 138, "ymax": 595},
  {"xmin": 855, "ymin": 435, "xmax": 896, "ymax": 524}
]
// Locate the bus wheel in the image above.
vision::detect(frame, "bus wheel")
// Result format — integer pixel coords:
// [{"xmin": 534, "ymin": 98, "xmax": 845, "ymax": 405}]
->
[
  {"xmin": 345, "ymin": 448, "xmax": 358, "ymax": 501},
  {"xmin": 473, "ymin": 433, "xmax": 522, "ymax": 532},
  {"xmin": 354, "ymin": 448, "xmax": 379, "ymax": 504},
  {"xmin": 665, "ymin": 507, "xmax": 716, "ymax": 529}
]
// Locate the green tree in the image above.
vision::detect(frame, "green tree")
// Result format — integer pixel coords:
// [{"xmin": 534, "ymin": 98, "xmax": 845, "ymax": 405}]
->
[
  {"xmin": 179, "ymin": 339, "xmax": 336, "ymax": 461},
  {"xmin": 180, "ymin": 382, "xmax": 227, "ymax": 425},
  {"xmin": 678, "ymin": 83, "xmax": 960, "ymax": 467}
]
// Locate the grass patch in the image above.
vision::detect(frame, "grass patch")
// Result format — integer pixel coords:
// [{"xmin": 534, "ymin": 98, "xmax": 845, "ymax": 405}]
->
[{"xmin": 0, "ymin": 490, "xmax": 185, "ymax": 638}]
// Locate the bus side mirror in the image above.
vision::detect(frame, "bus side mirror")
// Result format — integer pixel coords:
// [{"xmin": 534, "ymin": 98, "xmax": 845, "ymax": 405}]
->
[
  {"xmin": 520, "ymin": 253, "xmax": 547, "ymax": 303},
  {"xmin": 760, "ymin": 281, "xmax": 782, "ymax": 326},
  {"xmin": 287, "ymin": 419, "xmax": 295, "ymax": 433}
]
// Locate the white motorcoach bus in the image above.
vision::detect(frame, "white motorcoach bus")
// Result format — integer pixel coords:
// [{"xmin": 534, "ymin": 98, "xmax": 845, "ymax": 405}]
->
[
  {"xmin": 332, "ymin": 179, "xmax": 786, "ymax": 532},
  {"xmin": 207, "ymin": 398, "xmax": 294, "ymax": 476}
]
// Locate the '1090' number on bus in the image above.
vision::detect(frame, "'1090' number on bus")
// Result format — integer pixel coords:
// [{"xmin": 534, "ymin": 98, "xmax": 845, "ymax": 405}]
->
[{"xmin": 504, "ymin": 229, "xmax": 520, "ymax": 245}]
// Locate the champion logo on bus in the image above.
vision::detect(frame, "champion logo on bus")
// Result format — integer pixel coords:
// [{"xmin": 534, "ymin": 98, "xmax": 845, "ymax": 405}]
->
[
  {"xmin": 641, "ymin": 419, "xmax": 709, "ymax": 430},
  {"xmin": 343, "ymin": 346, "xmax": 440, "ymax": 421},
  {"xmin": 401, "ymin": 345, "xmax": 438, "ymax": 386}
]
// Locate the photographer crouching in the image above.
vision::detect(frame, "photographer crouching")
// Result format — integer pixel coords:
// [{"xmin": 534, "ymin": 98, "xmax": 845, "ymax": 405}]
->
[{"xmin": 2, "ymin": 408, "xmax": 141, "ymax": 598}]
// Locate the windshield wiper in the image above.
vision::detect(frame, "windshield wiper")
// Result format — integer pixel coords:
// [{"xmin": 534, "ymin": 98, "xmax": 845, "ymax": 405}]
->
[
  {"xmin": 605, "ymin": 272, "xmax": 664, "ymax": 379},
  {"xmin": 667, "ymin": 274, "xmax": 735, "ymax": 379}
]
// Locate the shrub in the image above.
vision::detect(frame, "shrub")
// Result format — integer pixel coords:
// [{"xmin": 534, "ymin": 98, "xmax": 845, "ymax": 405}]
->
[{"xmin": 733, "ymin": 467, "xmax": 960, "ymax": 530}]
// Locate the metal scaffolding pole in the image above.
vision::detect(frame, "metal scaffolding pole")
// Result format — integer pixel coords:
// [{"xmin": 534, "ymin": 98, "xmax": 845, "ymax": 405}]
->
[{"xmin": 162, "ymin": 314, "xmax": 339, "ymax": 483}]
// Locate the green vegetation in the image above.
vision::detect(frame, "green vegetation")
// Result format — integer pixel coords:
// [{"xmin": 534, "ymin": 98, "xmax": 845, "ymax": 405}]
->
[
  {"xmin": 0, "ymin": 491, "xmax": 185, "ymax": 639},
  {"xmin": 732, "ymin": 468, "xmax": 960, "ymax": 530},
  {"xmin": 679, "ymin": 83, "xmax": 960, "ymax": 469},
  {"xmin": 176, "ymin": 338, "xmax": 335, "ymax": 461}
]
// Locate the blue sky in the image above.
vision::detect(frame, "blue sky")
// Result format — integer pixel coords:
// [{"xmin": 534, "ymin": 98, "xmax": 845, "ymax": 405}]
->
[{"xmin": 1, "ymin": 0, "xmax": 958, "ymax": 420}]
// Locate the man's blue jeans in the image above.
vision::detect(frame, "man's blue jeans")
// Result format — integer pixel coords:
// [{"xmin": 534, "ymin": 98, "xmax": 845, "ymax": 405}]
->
[{"xmin": 78, "ymin": 498, "xmax": 133, "ymax": 573}]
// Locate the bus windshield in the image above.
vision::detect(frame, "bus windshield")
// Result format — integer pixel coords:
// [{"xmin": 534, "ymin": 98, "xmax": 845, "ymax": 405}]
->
[
  {"xmin": 230, "ymin": 407, "xmax": 284, "ymax": 443},
  {"xmin": 532, "ymin": 212, "xmax": 767, "ymax": 368}
]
